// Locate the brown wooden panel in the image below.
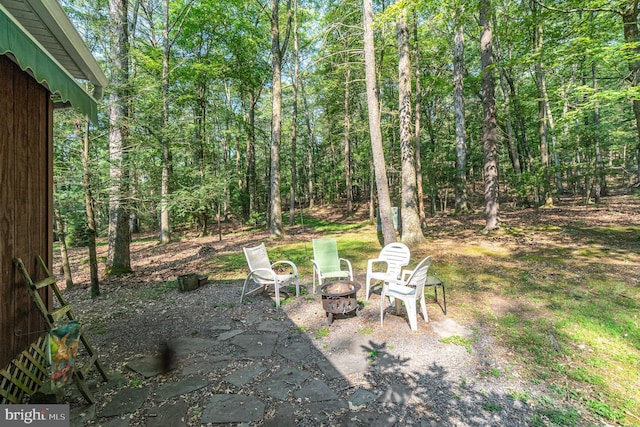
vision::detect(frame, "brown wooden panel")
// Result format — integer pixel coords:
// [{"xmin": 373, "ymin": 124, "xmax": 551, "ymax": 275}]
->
[
  {"xmin": 0, "ymin": 55, "xmax": 52, "ymax": 368},
  {"xmin": 27, "ymin": 69, "xmax": 50, "ymax": 342},
  {"xmin": 14, "ymin": 55, "xmax": 32, "ymax": 359},
  {"xmin": 0, "ymin": 55, "xmax": 17, "ymax": 368}
]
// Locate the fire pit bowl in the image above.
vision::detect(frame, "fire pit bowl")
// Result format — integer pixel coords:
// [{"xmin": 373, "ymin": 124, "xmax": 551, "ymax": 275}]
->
[{"xmin": 319, "ymin": 281, "xmax": 361, "ymax": 325}]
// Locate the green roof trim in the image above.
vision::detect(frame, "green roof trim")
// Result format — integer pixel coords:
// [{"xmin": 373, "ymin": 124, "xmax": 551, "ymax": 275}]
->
[{"xmin": 0, "ymin": 7, "xmax": 98, "ymax": 124}]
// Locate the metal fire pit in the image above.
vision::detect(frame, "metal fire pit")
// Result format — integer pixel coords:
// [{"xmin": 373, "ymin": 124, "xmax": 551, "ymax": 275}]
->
[{"xmin": 319, "ymin": 281, "xmax": 361, "ymax": 325}]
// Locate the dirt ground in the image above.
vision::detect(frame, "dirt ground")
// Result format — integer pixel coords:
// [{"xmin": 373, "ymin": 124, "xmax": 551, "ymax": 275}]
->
[{"xmin": 56, "ymin": 191, "xmax": 640, "ymax": 426}]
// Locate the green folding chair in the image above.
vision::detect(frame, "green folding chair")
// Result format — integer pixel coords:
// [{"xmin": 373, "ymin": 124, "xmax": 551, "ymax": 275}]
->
[{"xmin": 311, "ymin": 238, "xmax": 353, "ymax": 293}]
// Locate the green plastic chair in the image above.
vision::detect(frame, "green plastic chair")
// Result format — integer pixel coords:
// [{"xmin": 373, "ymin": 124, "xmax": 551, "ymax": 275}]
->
[{"xmin": 311, "ymin": 238, "xmax": 353, "ymax": 293}]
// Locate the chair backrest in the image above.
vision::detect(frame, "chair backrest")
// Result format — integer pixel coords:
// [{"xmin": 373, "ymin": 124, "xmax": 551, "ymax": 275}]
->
[
  {"xmin": 312, "ymin": 238, "xmax": 340, "ymax": 272},
  {"xmin": 379, "ymin": 242, "xmax": 410, "ymax": 278},
  {"xmin": 244, "ymin": 243, "xmax": 272, "ymax": 272},
  {"xmin": 405, "ymin": 256, "xmax": 432, "ymax": 298}
]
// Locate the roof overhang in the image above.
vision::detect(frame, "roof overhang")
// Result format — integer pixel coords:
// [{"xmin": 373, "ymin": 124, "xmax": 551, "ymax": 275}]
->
[{"xmin": 0, "ymin": 1, "xmax": 107, "ymax": 124}]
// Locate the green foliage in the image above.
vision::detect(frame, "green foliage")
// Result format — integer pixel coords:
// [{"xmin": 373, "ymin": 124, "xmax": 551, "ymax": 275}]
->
[
  {"xmin": 439, "ymin": 335, "xmax": 473, "ymax": 354},
  {"xmin": 315, "ymin": 326, "xmax": 330, "ymax": 339}
]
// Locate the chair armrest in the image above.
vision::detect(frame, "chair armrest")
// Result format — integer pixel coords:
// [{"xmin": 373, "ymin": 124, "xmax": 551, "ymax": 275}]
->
[
  {"xmin": 271, "ymin": 260, "xmax": 298, "ymax": 276},
  {"xmin": 311, "ymin": 260, "xmax": 322, "ymax": 277},
  {"xmin": 366, "ymin": 258, "xmax": 388, "ymax": 274},
  {"xmin": 248, "ymin": 267, "xmax": 278, "ymax": 283},
  {"xmin": 401, "ymin": 269, "xmax": 413, "ymax": 281},
  {"xmin": 339, "ymin": 258, "xmax": 353, "ymax": 279}
]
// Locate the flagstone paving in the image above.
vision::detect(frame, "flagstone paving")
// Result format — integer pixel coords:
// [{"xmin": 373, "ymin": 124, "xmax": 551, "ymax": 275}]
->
[
  {"xmin": 71, "ymin": 319, "xmax": 385, "ymax": 425},
  {"xmin": 69, "ymin": 301, "xmax": 536, "ymax": 426}
]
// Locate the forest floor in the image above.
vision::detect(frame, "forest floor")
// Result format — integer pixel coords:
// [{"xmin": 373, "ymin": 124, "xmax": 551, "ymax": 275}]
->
[{"xmin": 56, "ymin": 191, "xmax": 640, "ymax": 426}]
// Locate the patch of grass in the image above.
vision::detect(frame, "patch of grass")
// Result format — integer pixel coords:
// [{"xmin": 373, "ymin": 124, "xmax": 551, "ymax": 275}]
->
[
  {"xmin": 535, "ymin": 406, "xmax": 580, "ymax": 426},
  {"xmin": 367, "ymin": 349, "xmax": 379, "ymax": 363},
  {"xmin": 315, "ymin": 326, "xmax": 329, "ymax": 339},
  {"xmin": 89, "ymin": 321, "xmax": 107, "ymax": 335},
  {"xmin": 481, "ymin": 402, "xmax": 503, "ymax": 412},
  {"xmin": 568, "ymin": 367, "xmax": 605, "ymax": 386},
  {"xmin": 585, "ymin": 399, "xmax": 626, "ymax": 422},
  {"xmin": 137, "ymin": 280, "xmax": 178, "ymax": 300},
  {"xmin": 358, "ymin": 327, "xmax": 373, "ymax": 335},
  {"xmin": 509, "ymin": 389, "xmax": 532, "ymax": 403},
  {"xmin": 296, "ymin": 214, "xmax": 366, "ymax": 233},
  {"xmin": 440, "ymin": 335, "xmax": 473, "ymax": 354}
]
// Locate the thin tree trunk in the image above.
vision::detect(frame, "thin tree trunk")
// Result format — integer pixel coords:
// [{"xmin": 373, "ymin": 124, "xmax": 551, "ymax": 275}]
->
[
  {"xmin": 397, "ymin": 9, "xmax": 424, "ymax": 246},
  {"xmin": 453, "ymin": 21, "xmax": 469, "ymax": 213},
  {"xmin": 247, "ymin": 90, "xmax": 258, "ymax": 215},
  {"xmin": 480, "ymin": 0, "xmax": 499, "ymax": 232},
  {"xmin": 363, "ymin": 0, "xmax": 395, "ymax": 245},
  {"xmin": 269, "ymin": 0, "xmax": 291, "ymax": 237},
  {"xmin": 621, "ymin": 1, "xmax": 640, "ymax": 184},
  {"xmin": 413, "ymin": 14, "xmax": 426, "ymax": 224},
  {"xmin": 107, "ymin": 0, "xmax": 131, "ymax": 275},
  {"xmin": 300, "ymin": 80, "xmax": 315, "ymax": 208},
  {"xmin": 53, "ymin": 201, "xmax": 73, "ymax": 289},
  {"xmin": 493, "ymin": 15, "xmax": 521, "ymax": 177},
  {"xmin": 159, "ymin": 0, "xmax": 171, "ymax": 244},
  {"xmin": 592, "ymin": 62, "xmax": 606, "ymax": 201},
  {"xmin": 81, "ymin": 118, "xmax": 99, "ymax": 297},
  {"xmin": 344, "ymin": 65, "xmax": 353, "ymax": 215},
  {"xmin": 289, "ymin": 0, "xmax": 299, "ymax": 225},
  {"xmin": 533, "ymin": 1, "xmax": 553, "ymax": 206}
]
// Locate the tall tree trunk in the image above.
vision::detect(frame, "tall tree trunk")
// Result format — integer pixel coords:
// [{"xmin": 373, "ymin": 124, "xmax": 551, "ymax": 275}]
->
[
  {"xmin": 107, "ymin": 0, "xmax": 132, "ymax": 275},
  {"xmin": 53, "ymin": 201, "xmax": 73, "ymax": 289},
  {"xmin": 621, "ymin": 1, "xmax": 640, "ymax": 184},
  {"xmin": 300, "ymin": 80, "xmax": 315, "ymax": 208},
  {"xmin": 344, "ymin": 65, "xmax": 353, "ymax": 215},
  {"xmin": 289, "ymin": 0, "xmax": 299, "ymax": 225},
  {"xmin": 592, "ymin": 62, "xmax": 607, "ymax": 201},
  {"xmin": 397, "ymin": 9, "xmax": 424, "ymax": 246},
  {"xmin": 533, "ymin": 1, "xmax": 553, "ymax": 206},
  {"xmin": 363, "ymin": 0, "xmax": 395, "ymax": 245},
  {"xmin": 493, "ymin": 15, "xmax": 521, "ymax": 177},
  {"xmin": 480, "ymin": 0, "xmax": 499, "ymax": 232},
  {"xmin": 453, "ymin": 21, "xmax": 469, "ymax": 213},
  {"xmin": 269, "ymin": 0, "xmax": 290, "ymax": 237},
  {"xmin": 247, "ymin": 90, "xmax": 258, "ymax": 216},
  {"xmin": 159, "ymin": 0, "xmax": 171, "ymax": 244},
  {"xmin": 413, "ymin": 14, "xmax": 426, "ymax": 224},
  {"xmin": 81, "ymin": 118, "xmax": 100, "ymax": 297},
  {"xmin": 544, "ymin": 75, "xmax": 562, "ymax": 195}
]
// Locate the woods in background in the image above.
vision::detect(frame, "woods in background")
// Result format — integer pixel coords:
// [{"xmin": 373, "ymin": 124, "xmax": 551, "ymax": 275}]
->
[{"xmin": 53, "ymin": 0, "xmax": 640, "ymax": 265}]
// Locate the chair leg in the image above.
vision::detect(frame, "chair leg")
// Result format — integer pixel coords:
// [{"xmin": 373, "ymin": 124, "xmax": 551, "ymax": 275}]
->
[
  {"xmin": 274, "ymin": 280, "xmax": 281, "ymax": 308},
  {"xmin": 312, "ymin": 271, "xmax": 317, "ymax": 294},
  {"xmin": 240, "ymin": 276, "xmax": 251, "ymax": 304},
  {"xmin": 365, "ymin": 276, "xmax": 371, "ymax": 300},
  {"xmin": 294, "ymin": 276, "xmax": 300, "ymax": 297},
  {"xmin": 420, "ymin": 295, "xmax": 428, "ymax": 322},
  {"xmin": 380, "ymin": 290, "xmax": 386, "ymax": 327},
  {"xmin": 405, "ymin": 299, "xmax": 418, "ymax": 331}
]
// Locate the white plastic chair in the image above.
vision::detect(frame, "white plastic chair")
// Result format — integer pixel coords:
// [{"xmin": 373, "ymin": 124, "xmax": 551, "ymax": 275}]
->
[
  {"xmin": 380, "ymin": 256, "xmax": 432, "ymax": 331},
  {"xmin": 311, "ymin": 238, "xmax": 353, "ymax": 293},
  {"xmin": 365, "ymin": 242, "xmax": 410, "ymax": 300},
  {"xmin": 241, "ymin": 243, "xmax": 299, "ymax": 308}
]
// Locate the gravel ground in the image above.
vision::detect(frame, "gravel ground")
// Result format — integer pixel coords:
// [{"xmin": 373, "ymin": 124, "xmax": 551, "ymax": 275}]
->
[{"xmin": 62, "ymin": 276, "xmax": 585, "ymax": 426}]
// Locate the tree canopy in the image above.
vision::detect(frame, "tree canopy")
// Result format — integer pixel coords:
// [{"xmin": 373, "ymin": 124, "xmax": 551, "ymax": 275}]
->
[{"xmin": 55, "ymin": 0, "xmax": 639, "ymax": 242}]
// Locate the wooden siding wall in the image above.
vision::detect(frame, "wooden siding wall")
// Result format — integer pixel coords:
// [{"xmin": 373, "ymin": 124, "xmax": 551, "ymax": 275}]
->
[{"xmin": 0, "ymin": 55, "xmax": 53, "ymax": 369}]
